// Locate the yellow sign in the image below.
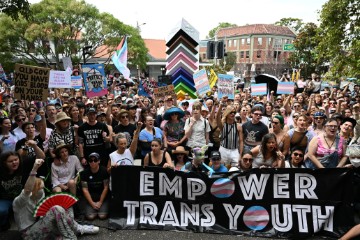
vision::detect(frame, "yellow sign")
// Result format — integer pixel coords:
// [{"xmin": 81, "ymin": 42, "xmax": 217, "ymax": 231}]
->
[{"xmin": 209, "ymin": 69, "xmax": 218, "ymax": 88}]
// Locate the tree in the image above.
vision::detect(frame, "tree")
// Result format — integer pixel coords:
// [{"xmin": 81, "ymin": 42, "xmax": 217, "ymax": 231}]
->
[
  {"xmin": 275, "ymin": 18, "xmax": 304, "ymax": 33},
  {"xmin": 317, "ymin": 0, "xmax": 360, "ymax": 78},
  {"xmin": 219, "ymin": 52, "xmax": 237, "ymax": 72},
  {"xmin": 0, "ymin": 0, "xmax": 30, "ymax": 20},
  {"xmin": 287, "ymin": 23, "xmax": 323, "ymax": 78},
  {"xmin": 0, "ymin": 0, "xmax": 148, "ymax": 71},
  {"xmin": 207, "ymin": 22, "xmax": 237, "ymax": 39}
]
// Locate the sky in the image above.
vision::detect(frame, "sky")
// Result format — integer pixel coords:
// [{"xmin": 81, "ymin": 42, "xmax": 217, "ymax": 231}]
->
[{"xmin": 28, "ymin": 0, "xmax": 328, "ymax": 40}]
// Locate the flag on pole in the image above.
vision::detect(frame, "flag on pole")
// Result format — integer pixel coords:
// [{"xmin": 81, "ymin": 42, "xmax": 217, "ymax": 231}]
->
[{"xmin": 112, "ymin": 36, "xmax": 130, "ymax": 80}]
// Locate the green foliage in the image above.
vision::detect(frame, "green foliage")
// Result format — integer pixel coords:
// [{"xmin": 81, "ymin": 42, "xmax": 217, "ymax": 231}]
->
[
  {"xmin": 219, "ymin": 52, "xmax": 237, "ymax": 72},
  {"xmin": 207, "ymin": 22, "xmax": 237, "ymax": 39},
  {"xmin": 317, "ymin": 0, "xmax": 360, "ymax": 78},
  {"xmin": 0, "ymin": 0, "xmax": 148, "ymax": 71},
  {"xmin": 275, "ymin": 18, "xmax": 304, "ymax": 33},
  {"xmin": 0, "ymin": 0, "xmax": 30, "ymax": 20}
]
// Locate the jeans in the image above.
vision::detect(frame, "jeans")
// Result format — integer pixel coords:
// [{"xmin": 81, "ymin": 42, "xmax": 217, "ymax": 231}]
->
[{"xmin": 0, "ymin": 199, "xmax": 13, "ymax": 227}]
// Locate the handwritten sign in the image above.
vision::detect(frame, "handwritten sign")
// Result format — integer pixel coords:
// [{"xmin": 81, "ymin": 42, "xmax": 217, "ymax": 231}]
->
[
  {"xmin": 71, "ymin": 76, "xmax": 82, "ymax": 89},
  {"xmin": 193, "ymin": 69, "xmax": 210, "ymax": 96},
  {"xmin": 14, "ymin": 64, "xmax": 50, "ymax": 102},
  {"xmin": 209, "ymin": 69, "xmax": 218, "ymax": 88},
  {"xmin": 154, "ymin": 85, "xmax": 176, "ymax": 99},
  {"xmin": 49, "ymin": 70, "xmax": 71, "ymax": 88},
  {"xmin": 217, "ymin": 74, "xmax": 234, "ymax": 99}
]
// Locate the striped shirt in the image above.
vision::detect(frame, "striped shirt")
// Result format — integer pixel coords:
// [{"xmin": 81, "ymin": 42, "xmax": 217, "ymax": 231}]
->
[{"xmin": 220, "ymin": 123, "xmax": 239, "ymax": 149}]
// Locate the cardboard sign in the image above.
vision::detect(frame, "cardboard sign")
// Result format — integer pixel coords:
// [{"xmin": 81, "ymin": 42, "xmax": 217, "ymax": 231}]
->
[
  {"xmin": 193, "ymin": 69, "xmax": 210, "ymax": 96},
  {"xmin": 14, "ymin": 64, "xmax": 50, "ymax": 101},
  {"xmin": 217, "ymin": 74, "xmax": 234, "ymax": 99},
  {"xmin": 71, "ymin": 76, "xmax": 82, "ymax": 89},
  {"xmin": 82, "ymin": 64, "xmax": 107, "ymax": 98},
  {"xmin": 62, "ymin": 57, "xmax": 73, "ymax": 70},
  {"xmin": 49, "ymin": 70, "xmax": 71, "ymax": 88},
  {"xmin": 209, "ymin": 69, "xmax": 218, "ymax": 88},
  {"xmin": 158, "ymin": 75, "xmax": 172, "ymax": 85},
  {"xmin": 153, "ymin": 85, "xmax": 176, "ymax": 99}
]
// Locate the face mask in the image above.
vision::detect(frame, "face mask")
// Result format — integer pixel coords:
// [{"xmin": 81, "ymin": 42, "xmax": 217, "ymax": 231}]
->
[{"xmin": 350, "ymin": 158, "xmax": 360, "ymax": 168}]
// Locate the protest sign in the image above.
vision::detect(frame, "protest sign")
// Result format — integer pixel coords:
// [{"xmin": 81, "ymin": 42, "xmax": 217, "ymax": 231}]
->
[
  {"xmin": 154, "ymin": 85, "xmax": 176, "ymax": 99},
  {"xmin": 142, "ymin": 78, "xmax": 158, "ymax": 96},
  {"xmin": 14, "ymin": 64, "xmax": 50, "ymax": 101},
  {"xmin": 217, "ymin": 74, "xmax": 234, "ymax": 99},
  {"xmin": 62, "ymin": 57, "xmax": 73, "ymax": 70},
  {"xmin": 209, "ymin": 69, "xmax": 218, "ymax": 88},
  {"xmin": 193, "ymin": 69, "xmax": 210, "ymax": 96},
  {"xmin": 82, "ymin": 64, "xmax": 107, "ymax": 98},
  {"xmin": 49, "ymin": 70, "xmax": 71, "ymax": 88},
  {"xmin": 277, "ymin": 82, "xmax": 295, "ymax": 94},
  {"xmin": 71, "ymin": 76, "xmax": 82, "ymax": 89},
  {"xmin": 109, "ymin": 167, "xmax": 353, "ymax": 238},
  {"xmin": 251, "ymin": 83, "xmax": 267, "ymax": 96}
]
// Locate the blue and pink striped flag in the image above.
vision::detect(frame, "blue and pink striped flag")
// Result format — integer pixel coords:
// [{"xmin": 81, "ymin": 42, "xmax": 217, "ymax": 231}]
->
[
  {"xmin": 112, "ymin": 36, "xmax": 130, "ymax": 80},
  {"xmin": 251, "ymin": 83, "xmax": 267, "ymax": 96},
  {"xmin": 277, "ymin": 82, "xmax": 295, "ymax": 94}
]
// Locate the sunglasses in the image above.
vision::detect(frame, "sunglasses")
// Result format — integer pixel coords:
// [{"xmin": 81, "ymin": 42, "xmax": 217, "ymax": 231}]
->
[
  {"xmin": 211, "ymin": 158, "xmax": 221, "ymax": 161},
  {"xmin": 230, "ymin": 111, "xmax": 236, "ymax": 114},
  {"xmin": 314, "ymin": 117, "xmax": 324, "ymax": 120},
  {"xmin": 171, "ymin": 113, "xmax": 178, "ymax": 115},
  {"xmin": 242, "ymin": 158, "xmax": 253, "ymax": 162},
  {"xmin": 16, "ymin": 118, "xmax": 26, "ymax": 122},
  {"xmin": 88, "ymin": 159, "xmax": 99, "ymax": 163},
  {"xmin": 293, "ymin": 153, "xmax": 304, "ymax": 157},
  {"xmin": 253, "ymin": 113, "xmax": 262, "ymax": 116},
  {"xmin": 121, "ymin": 115, "xmax": 129, "ymax": 119},
  {"xmin": 294, "ymin": 105, "xmax": 300, "ymax": 108},
  {"xmin": 272, "ymin": 121, "xmax": 279, "ymax": 125},
  {"xmin": 29, "ymin": 109, "xmax": 37, "ymax": 112}
]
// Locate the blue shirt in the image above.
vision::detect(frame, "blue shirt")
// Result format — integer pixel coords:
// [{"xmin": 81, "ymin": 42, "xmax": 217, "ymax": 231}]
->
[
  {"xmin": 139, "ymin": 127, "xmax": 163, "ymax": 156},
  {"xmin": 211, "ymin": 164, "xmax": 228, "ymax": 173}
]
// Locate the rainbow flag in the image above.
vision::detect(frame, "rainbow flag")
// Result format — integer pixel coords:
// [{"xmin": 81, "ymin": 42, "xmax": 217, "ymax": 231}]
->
[
  {"xmin": 251, "ymin": 83, "xmax": 267, "ymax": 96},
  {"xmin": 277, "ymin": 82, "xmax": 295, "ymax": 94},
  {"xmin": 112, "ymin": 36, "xmax": 130, "ymax": 80}
]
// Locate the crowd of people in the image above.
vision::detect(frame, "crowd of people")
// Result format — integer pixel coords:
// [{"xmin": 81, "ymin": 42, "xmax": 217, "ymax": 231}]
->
[{"xmin": 0, "ymin": 71, "xmax": 360, "ymax": 239}]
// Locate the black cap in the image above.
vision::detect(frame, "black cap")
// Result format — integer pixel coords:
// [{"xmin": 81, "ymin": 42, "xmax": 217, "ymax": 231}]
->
[
  {"xmin": 96, "ymin": 112, "xmax": 106, "ymax": 117},
  {"xmin": 127, "ymin": 104, "xmax": 137, "ymax": 110},
  {"xmin": 210, "ymin": 151, "xmax": 221, "ymax": 159},
  {"xmin": 76, "ymin": 102, "xmax": 85, "ymax": 108},
  {"xmin": 87, "ymin": 108, "xmax": 96, "ymax": 114}
]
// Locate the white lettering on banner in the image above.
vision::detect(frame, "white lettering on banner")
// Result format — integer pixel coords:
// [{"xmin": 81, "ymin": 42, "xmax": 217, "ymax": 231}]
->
[
  {"xmin": 123, "ymin": 201, "xmax": 139, "ymax": 225},
  {"xmin": 238, "ymin": 174, "xmax": 270, "ymax": 200},
  {"xmin": 158, "ymin": 201, "xmax": 180, "ymax": 226},
  {"xmin": 140, "ymin": 201, "xmax": 158, "ymax": 224},
  {"xmin": 180, "ymin": 203, "xmax": 200, "ymax": 226},
  {"xmin": 200, "ymin": 204, "xmax": 216, "ymax": 227},
  {"xmin": 295, "ymin": 174, "xmax": 318, "ymax": 199},
  {"xmin": 140, "ymin": 172, "xmax": 154, "ymax": 196},
  {"xmin": 271, "ymin": 204, "xmax": 293, "ymax": 232},
  {"xmin": 292, "ymin": 205, "xmax": 311, "ymax": 232},
  {"xmin": 187, "ymin": 178, "xmax": 206, "ymax": 200},
  {"xmin": 159, "ymin": 173, "xmax": 182, "ymax": 198},
  {"xmin": 312, "ymin": 206, "xmax": 334, "ymax": 232},
  {"xmin": 223, "ymin": 204, "xmax": 244, "ymax": 230},
  {"xmin": 274, "ymin": 174, "xmax": 290, "ymax": 198}
]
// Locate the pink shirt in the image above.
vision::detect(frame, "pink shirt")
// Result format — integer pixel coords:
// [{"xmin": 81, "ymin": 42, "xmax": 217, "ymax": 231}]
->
[{"xmin": 316, "ymin": 136, "xmax": 344, "ymax": 157}]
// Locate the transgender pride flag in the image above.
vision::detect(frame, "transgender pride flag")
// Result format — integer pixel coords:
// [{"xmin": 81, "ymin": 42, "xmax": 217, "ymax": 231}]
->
[
  {"xmin": 112, "ymin": 36, "xmax": 130, "ymax": 80},
  {"xmin": 251, "ymin": 83, "xmax": 267, "ymax": 96},
  {"xmin": 277, "ymin": 82, "xmax": 295, "ymax": 94}
]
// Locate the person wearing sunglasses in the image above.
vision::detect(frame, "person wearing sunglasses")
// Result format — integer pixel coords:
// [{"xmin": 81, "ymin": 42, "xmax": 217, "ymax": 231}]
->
[
  {"xmin": 13, "ymin": 114, "xmax": 28, "ymax": 141},
  {"xmin": 229, "ymin": 150, "xmax": 253, "ymax": 172},
  {"xmin": 113, "ymin": 109, "xmax": 136, "ymax": 148},
  {"xmin": 285, "ymin": 147, "xmax": 305, "ymax": 168},
  {"xmin": 311, "ymin": 111, "xmax": 327, "ymax": 136},
  {"xmin": 80, "ymin": 152, "xmax": 109, "ymax": 221}
]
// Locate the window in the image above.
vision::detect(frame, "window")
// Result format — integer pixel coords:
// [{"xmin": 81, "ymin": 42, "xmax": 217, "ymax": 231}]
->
[
  {"xmin": 246, "ymin": 38, "xmax": 251, "ymax": 45},
  {"xmin": 228, "ymin": 40, "xmax": 232, "ymax": 47},
  {"xmin": 233, "ymin": 39, "xmax": 237, "ymax": 47},
  {"xmin": 274, "ymin": 51, "xmax": 281, "ymax": 58},
  {"xmin": 240, "ymin": 51, "xmax": 244, "ymax": 58},
  {"xmin": 268, "ymin": 38, "xmax": 272, "ymax": 46},
  {"xmin": 246, "ymin": 51, "xmax": 250, "ymax": 58},
  {"xmin": 274, "ymin": 38, "xmax": 282, "ymax": 48},
  {"xmin": 241, "ymin": 38, "xmax": 245, "ymax": 45},
  {"xmin": 257, "ymin": 50, "xmax": 261, "ymax": 58},
  {"xmin": 257, "ymin": 37, "xmax": 262, "ymax": 45}
]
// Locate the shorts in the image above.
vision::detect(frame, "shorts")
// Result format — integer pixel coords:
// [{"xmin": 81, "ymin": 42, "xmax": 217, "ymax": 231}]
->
[
  {"xmin": 219, "ymin": 146, "xmax": 239, "ymax": 167},
  {"xmin": 84, "ymin": 198, "xmax": 109, "ymax": 217}
]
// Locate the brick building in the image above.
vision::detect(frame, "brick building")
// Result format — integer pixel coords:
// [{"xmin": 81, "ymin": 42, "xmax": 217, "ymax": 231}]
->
[{"xmin": 199, "ymin": 24, "xmax": 296, "ymax": 77}]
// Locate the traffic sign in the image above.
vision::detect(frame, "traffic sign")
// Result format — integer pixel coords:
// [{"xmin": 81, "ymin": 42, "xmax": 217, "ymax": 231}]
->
[{"xmin": 283, "ymin": 44, "xmax": 295, "ymax": 51}]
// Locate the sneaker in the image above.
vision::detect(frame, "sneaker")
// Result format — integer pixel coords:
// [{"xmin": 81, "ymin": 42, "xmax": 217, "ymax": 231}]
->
[{"xmin": 76, "ymin": 224, "xmax": 99, "ymax": 235}]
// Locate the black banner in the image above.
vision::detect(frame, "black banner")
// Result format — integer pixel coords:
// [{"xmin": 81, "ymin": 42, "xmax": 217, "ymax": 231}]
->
[{"xmin": 109, "ymin": 167, "xmax": 354, "ymax": 238}]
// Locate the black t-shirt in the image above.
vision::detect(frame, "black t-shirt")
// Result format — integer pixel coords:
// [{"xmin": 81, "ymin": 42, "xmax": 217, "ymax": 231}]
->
[
  {"xmin": 111, "ymin": 119, "xmax": 119, "ymax": 129},
  {"xmin": 242, "ymin": 121, "xmax": 269, "ymax": 146},
  {"xmin": 78, "ymin": 122, "xmax": 109, "ymax": 160},
  {"xmin": 15, "ymin": 135, "xmax": 46, "ymax": 181},
  {"xmin": 80, "ymin": 166, "xmax": 109, "ymax": 202},
  {"xmin": 0, "ymin": 173, "xmax": 23, "ymax": 200},
  {"xmin": 113, "ymin": 123, "xmax": 136, "ymax": 146},
  {"xmin": 46, "ymin": 119, "xmax": 55, "ymax": 130}
]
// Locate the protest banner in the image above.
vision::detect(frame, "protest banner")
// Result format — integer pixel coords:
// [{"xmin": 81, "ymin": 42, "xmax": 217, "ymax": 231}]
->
[
  {"xmin": 251, "ymin": 83, "xmax": 267, "ymax": 96},
  {"xmin": 277, "ymin": 82, "xmax": 295, "ymax": 94},
  {"xmin": 62, "ymin": 57, "xmax": 73, "ymax": 70},
  {"xmin": 109, "ymin": 167, "xmax": 353, "ymax": 238},
  {"xmin": 193, "ymin": 69, "xmax": 210, "ymax": 96},
  {"xmin": 209, "ymin": 69, "xmax": 218, "ymax": 88},
  {"xmin": 158, "ymin": 75, "xmax": 173, "ymax": 85},
  {"xmin": 14, "ymin": 64, "xmax": 50, "ymax": 102},
  {"xmin": 82, "ymin": 64, "xmax": 107, "ymax": 98},
  {"xmin": 71, "ymin": 76, "xmax": 82, "ymax": 89},
  {"xmin": 49, "ymin": 70, "xmax": 71, "ymax": 88},
  {"xmin": 154, "ymin": 85, "xmax": 176, "ymax": 99},
  {"xmin": 217, "ymin": 74, "xmax": 234, "ymax": 99}
]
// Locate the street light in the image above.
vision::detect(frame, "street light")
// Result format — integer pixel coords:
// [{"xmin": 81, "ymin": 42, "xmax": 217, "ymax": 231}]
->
[
  {"xmin": 82, "ymin": 45, "xmax": 92, "ymax": 64},
  {"xmin": 136, "ymin": 21, "xmax": 146, "ymax": 32}
]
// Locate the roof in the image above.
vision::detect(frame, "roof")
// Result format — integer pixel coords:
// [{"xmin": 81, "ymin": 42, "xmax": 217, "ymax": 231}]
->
[{"xmin": 217, "ymin": 24, "xmax": 296, "ymax": 38}]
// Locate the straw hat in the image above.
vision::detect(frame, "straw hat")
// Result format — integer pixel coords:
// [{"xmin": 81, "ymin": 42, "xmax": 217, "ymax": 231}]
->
[
  {"xmin": 172, "ymin": 146, "xmax": 189, "ymax": 155},
  {"xmin": 54, "ymin": 141, "xmax": 72, "ymax": 157},
  {"xmin": 55, "ymin": 112, "xmax": 71, "ymax": 124}
]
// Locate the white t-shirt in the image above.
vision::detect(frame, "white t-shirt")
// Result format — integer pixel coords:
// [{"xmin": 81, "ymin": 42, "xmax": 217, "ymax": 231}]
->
[
  {"xmin": 109, "ymin": 149, "xmax": 134, "ymax": 166},
  {"xmin": 184, "ymin": 117, "xmax": 211, "ymax": 148},
  {"xmin": 0, "ymin": 134, "xmax": 19, "ymax": 152},
  {"xmin": 13, "ymin": 127, "xmax": 26, "ymax": 140}
]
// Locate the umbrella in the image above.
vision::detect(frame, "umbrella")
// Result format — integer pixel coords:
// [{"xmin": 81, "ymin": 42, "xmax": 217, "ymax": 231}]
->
[
  {"xmin": 163, "ymin": 107, "xmax": 185, "ymax": 120},
  {"xmin": 254, "ymin": 74, "xmax": 280, "ymax": 95}
]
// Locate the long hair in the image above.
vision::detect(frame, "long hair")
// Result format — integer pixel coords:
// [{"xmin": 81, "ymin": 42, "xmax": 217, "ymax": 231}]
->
[
  {"xmin": 221, "ymin": 106, "xmax": 236, "ymax": 124},
  {"xmin": 261, "ymin": 133, "xmax": 278, "ymax": 162},
  {"xmin": 0, "ymin": 151, "xmax": 22, "ymax": 177},
  {"xmin": 0, "ymin": 117, "xmax": 15, "ymax": 136}
]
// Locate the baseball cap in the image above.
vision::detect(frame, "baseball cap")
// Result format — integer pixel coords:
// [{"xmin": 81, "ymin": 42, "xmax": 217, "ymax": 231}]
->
[
  {"xmin": 34, "ymin": 115, "xmax": 42, "ymax": 122},
  {"xmin": 210, "ymin": 151, "xmax": 221, "ymax": 159},
  {"xmin": 97, "ymin": 112, "xmax": 106, "ymax": 117},
  {"xmin": 88, "ymin": 152, "xmax": 100, "ymax": 159},
  {"xmin": 87, "ymin": 108, "xmax": 96, "ymax": 114}
]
